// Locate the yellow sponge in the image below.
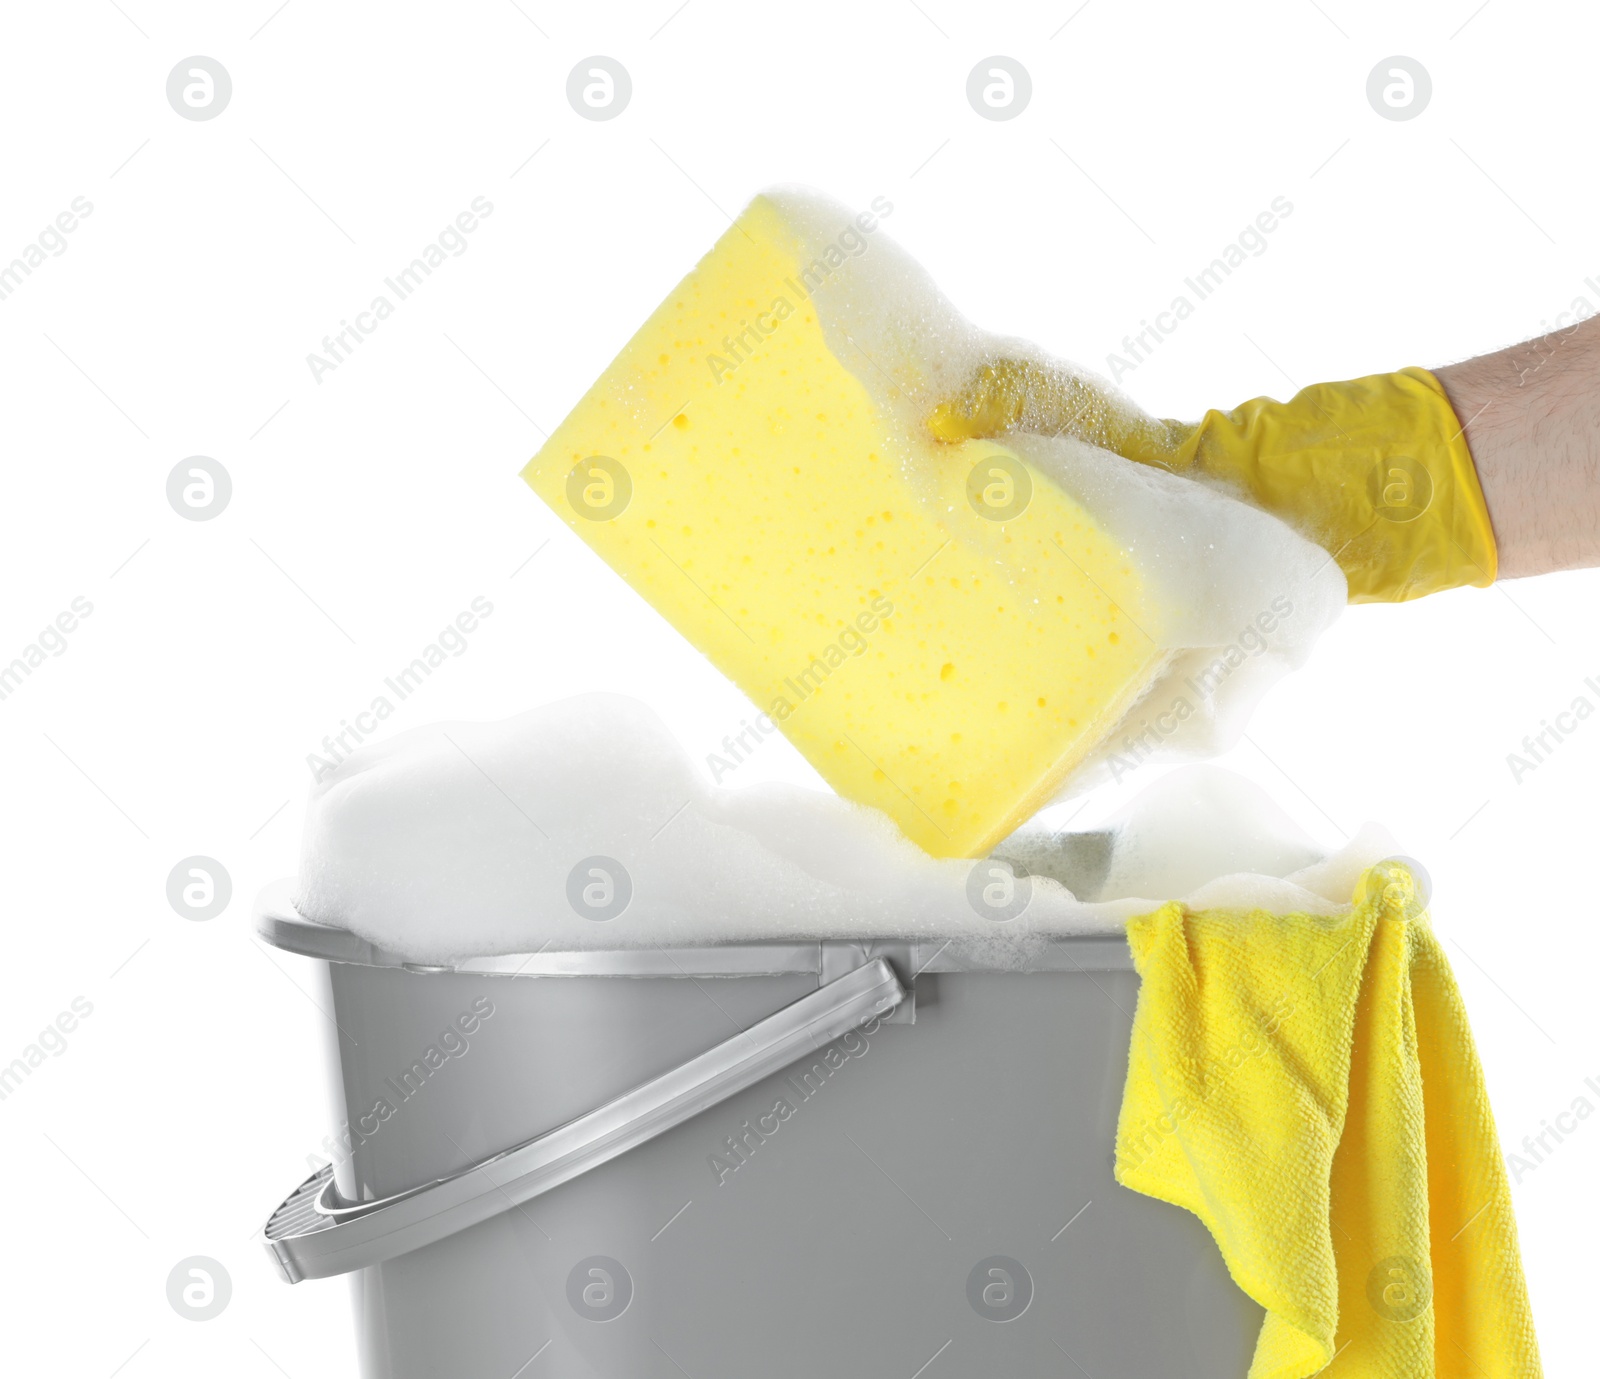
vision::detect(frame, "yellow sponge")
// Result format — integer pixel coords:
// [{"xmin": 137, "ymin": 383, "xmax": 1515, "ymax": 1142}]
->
[{"xmin": 522, "ymin": 194, "xmax": 1162, "ymax": 857}]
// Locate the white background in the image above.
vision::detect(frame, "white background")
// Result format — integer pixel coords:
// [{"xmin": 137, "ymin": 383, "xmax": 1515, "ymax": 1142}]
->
[{"xmin": 2, "ymin": 1, "xmax": 1597, "ymax": 1374}]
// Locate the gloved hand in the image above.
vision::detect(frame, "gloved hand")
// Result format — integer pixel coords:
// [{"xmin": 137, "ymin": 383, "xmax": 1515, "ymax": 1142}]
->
[{"xmin": 927, "ymin": 359, "xmax": 1497, "ymax": 603}]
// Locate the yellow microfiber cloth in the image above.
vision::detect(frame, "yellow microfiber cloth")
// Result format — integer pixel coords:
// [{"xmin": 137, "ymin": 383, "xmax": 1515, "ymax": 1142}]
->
[{"xmin": 1116, "ymin": 861, "xmax": 1541, "ymax": 1378}]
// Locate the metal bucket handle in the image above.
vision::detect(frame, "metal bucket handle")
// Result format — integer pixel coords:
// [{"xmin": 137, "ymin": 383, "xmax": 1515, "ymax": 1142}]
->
[{"xmin": 261, "ymin": 956, "xmax": 906, "ymax": 1282}]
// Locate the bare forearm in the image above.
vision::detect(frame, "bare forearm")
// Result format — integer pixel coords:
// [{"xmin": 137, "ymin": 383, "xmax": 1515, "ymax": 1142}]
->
[{"xmin": 1434, "ymin": 320, "xmax": 1600, "ymax": 579}]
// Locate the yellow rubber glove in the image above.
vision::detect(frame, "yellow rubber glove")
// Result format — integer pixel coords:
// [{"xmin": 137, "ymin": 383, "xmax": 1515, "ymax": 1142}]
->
[{"xmin": 927, "ymin": 360, "xmax": 1497, "ymax": 603}]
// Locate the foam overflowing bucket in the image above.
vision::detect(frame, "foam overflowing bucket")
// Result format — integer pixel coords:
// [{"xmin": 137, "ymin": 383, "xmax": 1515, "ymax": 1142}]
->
[{"xmin": 260, "ymin": 699, "xmax": 1401, "ymax": 1374}]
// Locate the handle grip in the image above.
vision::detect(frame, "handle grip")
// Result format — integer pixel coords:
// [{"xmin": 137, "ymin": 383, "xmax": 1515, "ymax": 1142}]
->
[{"xmin": 262, "ymin": 956, "xmax": 906, "ymax": 1282}]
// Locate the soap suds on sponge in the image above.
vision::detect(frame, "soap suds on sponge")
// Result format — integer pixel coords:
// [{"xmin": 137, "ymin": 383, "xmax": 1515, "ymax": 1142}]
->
[
  {"xmin": 521, "ymin": 187, "xmax": 1345, "ymax": 857},
  {"xmin": 292, "ymin": 693, "xmax": 1397, "ymax": 964}
]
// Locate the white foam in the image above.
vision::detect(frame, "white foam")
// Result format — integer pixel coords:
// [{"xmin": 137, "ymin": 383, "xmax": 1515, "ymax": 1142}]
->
[
  {"xmin": 293, "ymin": 694, "xmax": 1397, "ymax": 963},
  {"xmin": 767, "ymin": 186, "xmax": 1348, "ymax": 793}
]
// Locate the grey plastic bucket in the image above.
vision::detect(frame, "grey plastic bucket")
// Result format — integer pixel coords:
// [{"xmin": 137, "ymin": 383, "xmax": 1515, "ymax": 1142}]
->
[{"xmin": 257, "ymin": 882, "xmax": 1262, "ymax": 1378}]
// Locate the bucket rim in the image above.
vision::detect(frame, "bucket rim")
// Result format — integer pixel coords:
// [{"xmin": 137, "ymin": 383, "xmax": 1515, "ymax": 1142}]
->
[{"xmin": 254, "ymin": 878, "xmax": 1135, "ymax": 975}]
